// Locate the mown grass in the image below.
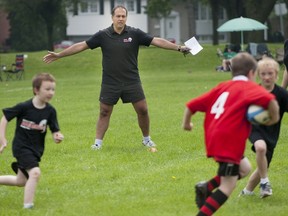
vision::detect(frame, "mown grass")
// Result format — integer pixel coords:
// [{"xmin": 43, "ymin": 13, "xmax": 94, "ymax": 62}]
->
[{"xmin": 0, "ymin": 43, "xmax": 287, "ymax": 216}]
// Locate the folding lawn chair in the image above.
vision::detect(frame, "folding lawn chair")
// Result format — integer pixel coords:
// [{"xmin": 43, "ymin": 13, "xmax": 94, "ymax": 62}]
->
[
  {"xmin": 246, "ymin": 43, "xmax": 258, "ymax": 58},
  {"xmin": 256, "ymin": 43, "xmax": 272, "ymax": 60},
  {"xmin": 3, "ymin": 54, "xmax": 25, "ymax": 81}
]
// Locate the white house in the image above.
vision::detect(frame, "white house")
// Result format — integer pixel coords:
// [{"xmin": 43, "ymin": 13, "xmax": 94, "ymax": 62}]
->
[{"xmin": 66, "ymin": 0, "xmax": 227, "ymax": 44}]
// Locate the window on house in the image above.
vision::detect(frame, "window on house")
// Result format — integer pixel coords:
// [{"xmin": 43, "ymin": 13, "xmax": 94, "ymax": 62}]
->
[
  {"xmin": 200, "ymin": 3, "xmax": 207, "ymax": 20},
  {"xmin": 218, "ymin": 34, "xmax": 225, "ymax": 40},
  {"xmin": 198, "ymin": 35, "xmax": 213, "ymax": 42},
  {"xmin": 208, "ymin": 7, "xmax": 212, "ymax": 20},
  {"xmin": 115, "ymin": 0, "xmax": 136, "ymax": 12},
  {"xmin": 218, "ymin": 7, "xmax": 225, "ymax": 20},
  {"xmin": 116, "ymin": 0, "xmax": 124, "ymax": 6},
  {"xmin": 80, "ymin": 0, "xmax": 99, "ymax": 14},
  {"xmin": 194, "ymin": 4, "xmax": 199, "ymax": 20},
  {"xmin": 196, "ymin": 2, "xmax": 225, "ymax": 21},
  {"xmin": 126, "ymin": 0, "xmax": 135, "ymax": 11}
]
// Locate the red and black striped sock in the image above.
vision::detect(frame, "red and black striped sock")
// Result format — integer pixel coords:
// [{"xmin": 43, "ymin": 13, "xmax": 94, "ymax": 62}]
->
[
  {"xmin": 207, "ymin": 175, "xmax": 220, "ymax": 192},
  {"xmin": 197, "ymin": 189, "xmax": 228, "ymax": 216}
]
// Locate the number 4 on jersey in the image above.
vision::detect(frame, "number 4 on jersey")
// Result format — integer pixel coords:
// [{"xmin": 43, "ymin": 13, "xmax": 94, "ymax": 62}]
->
[{"xmin": 211, "ymin": 92, "xmax": 229, "ymax": 119}]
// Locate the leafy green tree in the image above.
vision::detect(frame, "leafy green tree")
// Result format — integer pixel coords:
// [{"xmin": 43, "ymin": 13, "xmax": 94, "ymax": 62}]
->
[
  {"xmin": 218, "ymin": 0, "xmax": 277, "ymax": 44},
  {"xmin": 144, "ymin": 0, "xmax": 173, "ymax": 38},
  {"xmin": 209, "ymin": 0, "xmax": 221, "ymax": 45},
  {"xmin": 244, "ymin": 0, "xmax": 278, "ymax": 42},
  {"xmin": 145, "ymin": 0, "xmax": 279, "ymax": 45},
  {"xmin": 37, "ymin": 0, "xmax": 67, "ymax": 51},
  {"xmin": 144, "ymin": 0, "xmax": 172, "ymax": 18},
  {"xmin": 0, "ymin": 0, "xmax": 67, "ymax": 51}
]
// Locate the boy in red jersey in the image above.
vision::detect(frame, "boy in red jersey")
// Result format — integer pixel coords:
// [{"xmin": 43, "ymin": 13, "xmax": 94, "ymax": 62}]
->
[{"xmin": 182, "ymin": 52, "xmax": 279, "ymax": 216}]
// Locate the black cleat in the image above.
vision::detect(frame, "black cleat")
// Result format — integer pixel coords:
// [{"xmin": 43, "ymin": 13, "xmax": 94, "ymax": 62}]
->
[{"xmin": 195, "ymin": 181, "xmax": 211, "ymax": 209}]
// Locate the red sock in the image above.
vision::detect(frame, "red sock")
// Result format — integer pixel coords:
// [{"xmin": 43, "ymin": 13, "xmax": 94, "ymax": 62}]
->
[
  {"xmin": 207, "ymin": 175, "xmax": 220, "ymax": 192},
  {"xmin": 197, "ymin": 189, "xmax": 228, "ymax": 216}
]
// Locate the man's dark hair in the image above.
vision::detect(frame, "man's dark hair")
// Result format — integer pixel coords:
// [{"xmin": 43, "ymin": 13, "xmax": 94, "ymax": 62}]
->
[{"xmin": 111, "ymin": 5, "xmax": 128, "ymax": 16}]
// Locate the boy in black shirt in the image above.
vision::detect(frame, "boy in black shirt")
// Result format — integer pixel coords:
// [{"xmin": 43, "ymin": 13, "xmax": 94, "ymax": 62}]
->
[
  {"xmin": 240, "ymin": 57, "xmax": 288, "ymax": 198},
  {"xmin": 0, "ymin": 73, "xmax": 64, "ymax": 209}
]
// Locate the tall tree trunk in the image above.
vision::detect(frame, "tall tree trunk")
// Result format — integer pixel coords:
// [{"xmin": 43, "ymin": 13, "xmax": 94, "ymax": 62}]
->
[
  {"xmin": 186, "ymin": 0, "xmax": 196, "ymax": 37},
  {"xmin": 209, "ymin": 0, "xmax": 220, "ymax": 45}
]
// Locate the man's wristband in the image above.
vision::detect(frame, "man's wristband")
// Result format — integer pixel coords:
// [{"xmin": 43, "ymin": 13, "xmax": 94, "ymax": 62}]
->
[{"xmin": 177, "ymin": 45, "xmax": 181, "ymax": 52}]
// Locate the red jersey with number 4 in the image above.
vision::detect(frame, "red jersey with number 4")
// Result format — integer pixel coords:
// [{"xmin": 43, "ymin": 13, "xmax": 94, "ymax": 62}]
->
[{"xmin": 186, "ymin": 77, "xmax": 275, "ymax": 164}]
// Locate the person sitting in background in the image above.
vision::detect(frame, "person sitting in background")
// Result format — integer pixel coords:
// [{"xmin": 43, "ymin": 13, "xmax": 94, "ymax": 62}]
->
[{"xmin": 216, "ymin": 45, "xmax": 237, "ymax": 72}]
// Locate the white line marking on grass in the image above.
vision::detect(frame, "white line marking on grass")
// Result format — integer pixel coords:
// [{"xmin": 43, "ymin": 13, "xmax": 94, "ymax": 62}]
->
[{"xmin": 6, "ymin": 87, "xmax": 31, "ymax": 92}]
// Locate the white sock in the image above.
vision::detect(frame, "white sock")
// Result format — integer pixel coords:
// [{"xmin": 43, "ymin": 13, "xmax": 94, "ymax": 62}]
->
[
  {"xmin": 23, "ymin": 203, "xmax": 34, "ymax": 209},
  {"xmin": 143, "ymin": 136, "xmax": 151, "ymax": 143},
  {"xmin": 260, "ymin": 177, "xmax": 269, "ymax": 184},
  {"xmin": 243, "ymin": 187, "xmax": 253, "ymax": 194},
  {"xmin": 95, "ymin": 139, "xmax": 103, "ymax": 146}
]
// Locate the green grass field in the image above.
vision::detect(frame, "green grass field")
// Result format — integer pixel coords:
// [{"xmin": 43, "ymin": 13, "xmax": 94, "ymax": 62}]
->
[{"xmin": 0, "ymin": 44, "xmax": 288, "ymax": 216}]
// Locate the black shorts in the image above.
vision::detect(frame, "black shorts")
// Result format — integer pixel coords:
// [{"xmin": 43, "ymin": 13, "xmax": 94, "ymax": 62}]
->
[
  {"xmin": 217, "ymin": 162, "xmax": 239, "ymax": 176},
  {"xmin": 250, "ymin": 145, "xmax": 274, "ymax": 167},
  {"xmin": 99, "ymin": 83, "xmax": 145, "ymax": 105},
  {"xmin": 249, "ymin": 132, "xmax": 274, "ymax": 167},
  {"xmin": 12, "ymin": 154, "xmax": 40, "ymax": 179},
  {"xmin": 16, "ymin": 154, "xmax": 40, "ymax": 170}
]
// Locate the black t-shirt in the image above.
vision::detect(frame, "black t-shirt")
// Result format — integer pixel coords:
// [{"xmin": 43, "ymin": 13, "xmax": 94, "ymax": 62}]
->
[
  {"xmin": 249, "ymin": 84, "xmax": 288, "ymax": 149},
  {"xmin": 3, "ymin": 99, "xmax": 60, "ymax": 159},
  {"xmin": 86, "ymin": 25, "xmax": 154, "ymax": 86}
]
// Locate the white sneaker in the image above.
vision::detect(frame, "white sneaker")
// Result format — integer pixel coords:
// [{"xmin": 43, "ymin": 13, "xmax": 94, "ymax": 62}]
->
[
  {"xmin": 142, "ymin": 139, "xmax": 156, "ymax": 147},
  {"xmin": 238, "ymin": 189, "xmax": 255, "ymax": 197},
  {"xmin": 91, "ymin": 143, "xmax": 102, "ymax": 150},
  {"xmin": 260, "ymin": 182, "xmax": 272, "ymax": 198}
]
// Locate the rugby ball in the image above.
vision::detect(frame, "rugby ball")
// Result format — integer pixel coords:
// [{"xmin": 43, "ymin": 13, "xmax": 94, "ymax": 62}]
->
[{"xmin": 247, "ymin": 105, "xmax": 270, "ymax": 125}]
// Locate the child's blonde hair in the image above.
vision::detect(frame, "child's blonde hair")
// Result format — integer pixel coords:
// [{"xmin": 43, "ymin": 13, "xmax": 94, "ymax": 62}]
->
[{"xmin": 257, "ymin": 57, "xmax": 279, "ymax": 76}]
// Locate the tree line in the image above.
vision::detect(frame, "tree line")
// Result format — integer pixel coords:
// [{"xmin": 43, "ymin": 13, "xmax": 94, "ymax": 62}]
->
[{"xmin": 0, "ymin": 0, "xmax": 287, "ymax": 52}]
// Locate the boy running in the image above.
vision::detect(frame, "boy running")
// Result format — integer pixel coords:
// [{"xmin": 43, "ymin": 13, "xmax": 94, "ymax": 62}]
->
[
  {"xmin": 182, "ymin": 53, "xmax": 279, "ymax": 216},
  {"xmin": 0, "ymin": 73, "xmax": 64, "ymax": 209},
  {"xmin": 240, "ymin": 57, "xmax": 288, "ymax": 198}
]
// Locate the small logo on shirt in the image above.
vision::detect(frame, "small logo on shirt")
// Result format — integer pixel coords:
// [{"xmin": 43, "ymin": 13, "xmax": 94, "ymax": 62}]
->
[
  {"xmin": 20, "ymin": 119, "xmax": 47, "ymax": 133},
  {"xmin": 123, "ymin": 37, "xmax": 132, "ymax": 43}
]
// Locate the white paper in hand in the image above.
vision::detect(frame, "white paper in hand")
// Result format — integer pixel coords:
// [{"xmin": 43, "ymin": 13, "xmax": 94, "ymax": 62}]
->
[{"xmin": 184, "ymin": 37, "xmax": 203, "ymax": 55}]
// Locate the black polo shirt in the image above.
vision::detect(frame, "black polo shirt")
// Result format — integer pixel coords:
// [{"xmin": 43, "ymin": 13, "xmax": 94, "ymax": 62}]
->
[{"xmin": 86, "ymin": 25, "xmax": 154, "ymax": 86}]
